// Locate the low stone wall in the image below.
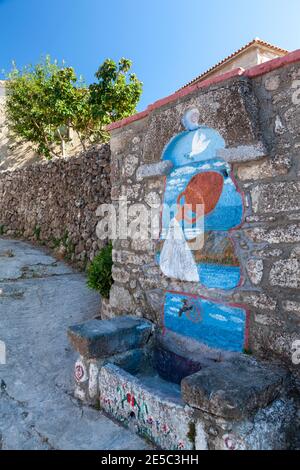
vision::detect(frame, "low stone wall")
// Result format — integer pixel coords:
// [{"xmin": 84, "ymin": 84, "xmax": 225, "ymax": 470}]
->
[{"xmin": 0, "ymin": 144, "xmax": 111, "ymax": 268}]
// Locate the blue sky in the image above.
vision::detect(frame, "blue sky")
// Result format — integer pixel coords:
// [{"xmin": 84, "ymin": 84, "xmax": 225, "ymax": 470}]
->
[{"xmin": 0, "ymin": 0, "xmax": 299, "ymax": 110}]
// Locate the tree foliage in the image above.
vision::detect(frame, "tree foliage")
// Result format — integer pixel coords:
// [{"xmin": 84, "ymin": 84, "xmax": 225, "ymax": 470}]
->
[
  {"xmin": 5, "ymin": 56, "xmax": 142, "ymax": 159},
  {"xmin": 89, "ymin": 58, "xmax": 143, "ymax": 125}
]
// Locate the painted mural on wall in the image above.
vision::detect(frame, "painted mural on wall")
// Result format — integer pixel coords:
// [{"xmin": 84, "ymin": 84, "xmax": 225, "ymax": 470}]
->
[
  {"xmin": 158, "ymin": 108, "xmax": 243, "ymax": 289},
  {"xmin": 164, "ymin": 291, "xmax": 248, "ymax": 352},
  {"xmin": 99, "ymin": 364, "xmax": 195, "ymax": 450},
  {"xmin": 159, "ymin": 109, "xmax": 247, "ymax": 352}
]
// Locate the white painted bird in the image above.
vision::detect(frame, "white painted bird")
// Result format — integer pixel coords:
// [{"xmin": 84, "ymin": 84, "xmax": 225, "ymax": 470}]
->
[{"xmin": 186, "ymin": 130, "xmax": 210, "ymax": 159}]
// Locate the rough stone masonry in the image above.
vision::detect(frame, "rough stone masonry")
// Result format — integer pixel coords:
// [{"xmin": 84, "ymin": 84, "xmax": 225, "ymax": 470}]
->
[
  {"xmin": 68, "ymin": 54, "xmax": 299, "ymax": 449},
  {"xmin": 104, "ymin": 53, "xmax": 300, "ymax": 381},
  {"xmin": 1, "ymin": 49, "xmax": 300, "ymax": 450},
  {"xmin": 0, "ymin": 144, "xmax": 111, "ymax": 269}
]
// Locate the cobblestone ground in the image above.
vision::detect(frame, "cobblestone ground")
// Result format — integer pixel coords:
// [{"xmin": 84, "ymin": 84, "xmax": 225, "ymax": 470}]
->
[{"xmin": 0, "ymin": 238, "xmax": 150, "ymax": 450}]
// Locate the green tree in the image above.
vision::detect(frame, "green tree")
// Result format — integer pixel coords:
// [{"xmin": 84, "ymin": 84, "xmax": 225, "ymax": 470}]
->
[
  {"xmin": 76, "ymin": 57, "xmax": 143, "ymax": 145},
  {"xmin": 89, "ymin": 58, "xmax": 143, "ymax": 129},
  {"xmin": 5, "ymin": 56, "xmax": 142, "ymax": 159},
  {"xmin": 6, "ymin": 57, "xmax": 87, "ymax": 158}
]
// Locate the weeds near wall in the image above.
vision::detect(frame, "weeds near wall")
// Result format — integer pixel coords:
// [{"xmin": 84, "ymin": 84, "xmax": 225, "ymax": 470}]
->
[
  {"xmin": 87, "ymin": 242, "xmax": 113, "ymax": 299},
  {"xmin": 33, "ymin": 225, "xmax": 41, "ymax": 241},
  {"xmin": 50, "ymin": 230, "xmax": 75, "ymax": 258}
]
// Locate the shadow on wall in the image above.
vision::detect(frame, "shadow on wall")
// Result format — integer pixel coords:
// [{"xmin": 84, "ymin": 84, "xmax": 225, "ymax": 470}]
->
[
  {"xmin": 0, "ymin": 92, "xmax": 84, "ymax": 171},
  {"xmin": 0, "ymin": 94, "xmax": 40, "ymax": 171}
]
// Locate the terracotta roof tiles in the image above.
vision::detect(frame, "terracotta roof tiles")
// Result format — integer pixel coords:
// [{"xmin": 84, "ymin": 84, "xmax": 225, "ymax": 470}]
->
[{"xmin": 178, "ymin": 38, "xmax": 288, "ymax": 90}]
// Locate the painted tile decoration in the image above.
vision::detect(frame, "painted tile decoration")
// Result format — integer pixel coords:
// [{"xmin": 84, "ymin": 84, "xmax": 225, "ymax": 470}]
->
[
  {"xmin": 159, "ymin": 108, "xmax": 243, "ymax": 290},
  {"xmin": 164, "ymin": 291, "xmax": 248, "ymax": 353},
  {"xmin": 99, "ymin": 364, "xmax": 196, "ymax": 450}
]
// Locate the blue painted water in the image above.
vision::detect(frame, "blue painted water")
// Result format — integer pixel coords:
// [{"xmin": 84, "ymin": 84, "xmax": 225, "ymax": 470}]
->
[
  {"xmin": 164, "ymin": 292, "xmax": 247, "ymax": 352},
  {"xmin": 198, "ymin": 263, "xmax": 240, "ymax": 290},
  {"xmin": 156, "ymin": 253, "xmax": 240, "ymax": 290}
]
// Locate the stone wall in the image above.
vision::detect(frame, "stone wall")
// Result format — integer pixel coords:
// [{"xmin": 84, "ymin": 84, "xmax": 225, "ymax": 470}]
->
[
  {"xmin": 105, "ymin": 53, "xmax": 300, "ymax": 378},
  {"xmin": 0, "ymin": 52, "xmax": 299, "ymax": 376},
  {"xmin": 0, "ymin": 144, "xmax": 111, "ymax": 268}
]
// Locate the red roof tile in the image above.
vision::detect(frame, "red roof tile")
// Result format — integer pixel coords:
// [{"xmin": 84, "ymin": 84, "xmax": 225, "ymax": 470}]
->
[{"xmin": 178, "ymin": 38, "xmax": 288, "ymax": 90}]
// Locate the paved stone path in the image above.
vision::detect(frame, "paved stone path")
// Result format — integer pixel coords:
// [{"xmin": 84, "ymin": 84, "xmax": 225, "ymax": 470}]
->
[{"xmin": 0, "ymin": 238, "xmax": 149, "ymax": 450}]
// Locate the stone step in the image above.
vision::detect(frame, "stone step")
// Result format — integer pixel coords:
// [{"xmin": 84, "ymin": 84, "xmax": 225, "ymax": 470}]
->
[
  {"xmin": 181, "ymin": 355, "xmax": 289, "ymax": 420},
  {"xmin": 68, "ymin": 315, "xmax": 153, "ymax": 359}
]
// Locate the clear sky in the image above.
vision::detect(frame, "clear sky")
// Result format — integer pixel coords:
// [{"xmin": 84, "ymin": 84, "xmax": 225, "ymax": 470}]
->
[{"xmin": 0, "ymin": 0, "xmax": 299, "ymax": 111}]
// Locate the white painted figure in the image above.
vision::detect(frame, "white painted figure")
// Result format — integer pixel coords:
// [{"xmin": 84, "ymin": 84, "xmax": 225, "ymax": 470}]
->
[
  {"xmin": 160, "ymin": 217, "xmax": 200, "ymax": 282},
  {"xmin": 187, "ymin": 130, "xmax": 211, "ymax": 160}
]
